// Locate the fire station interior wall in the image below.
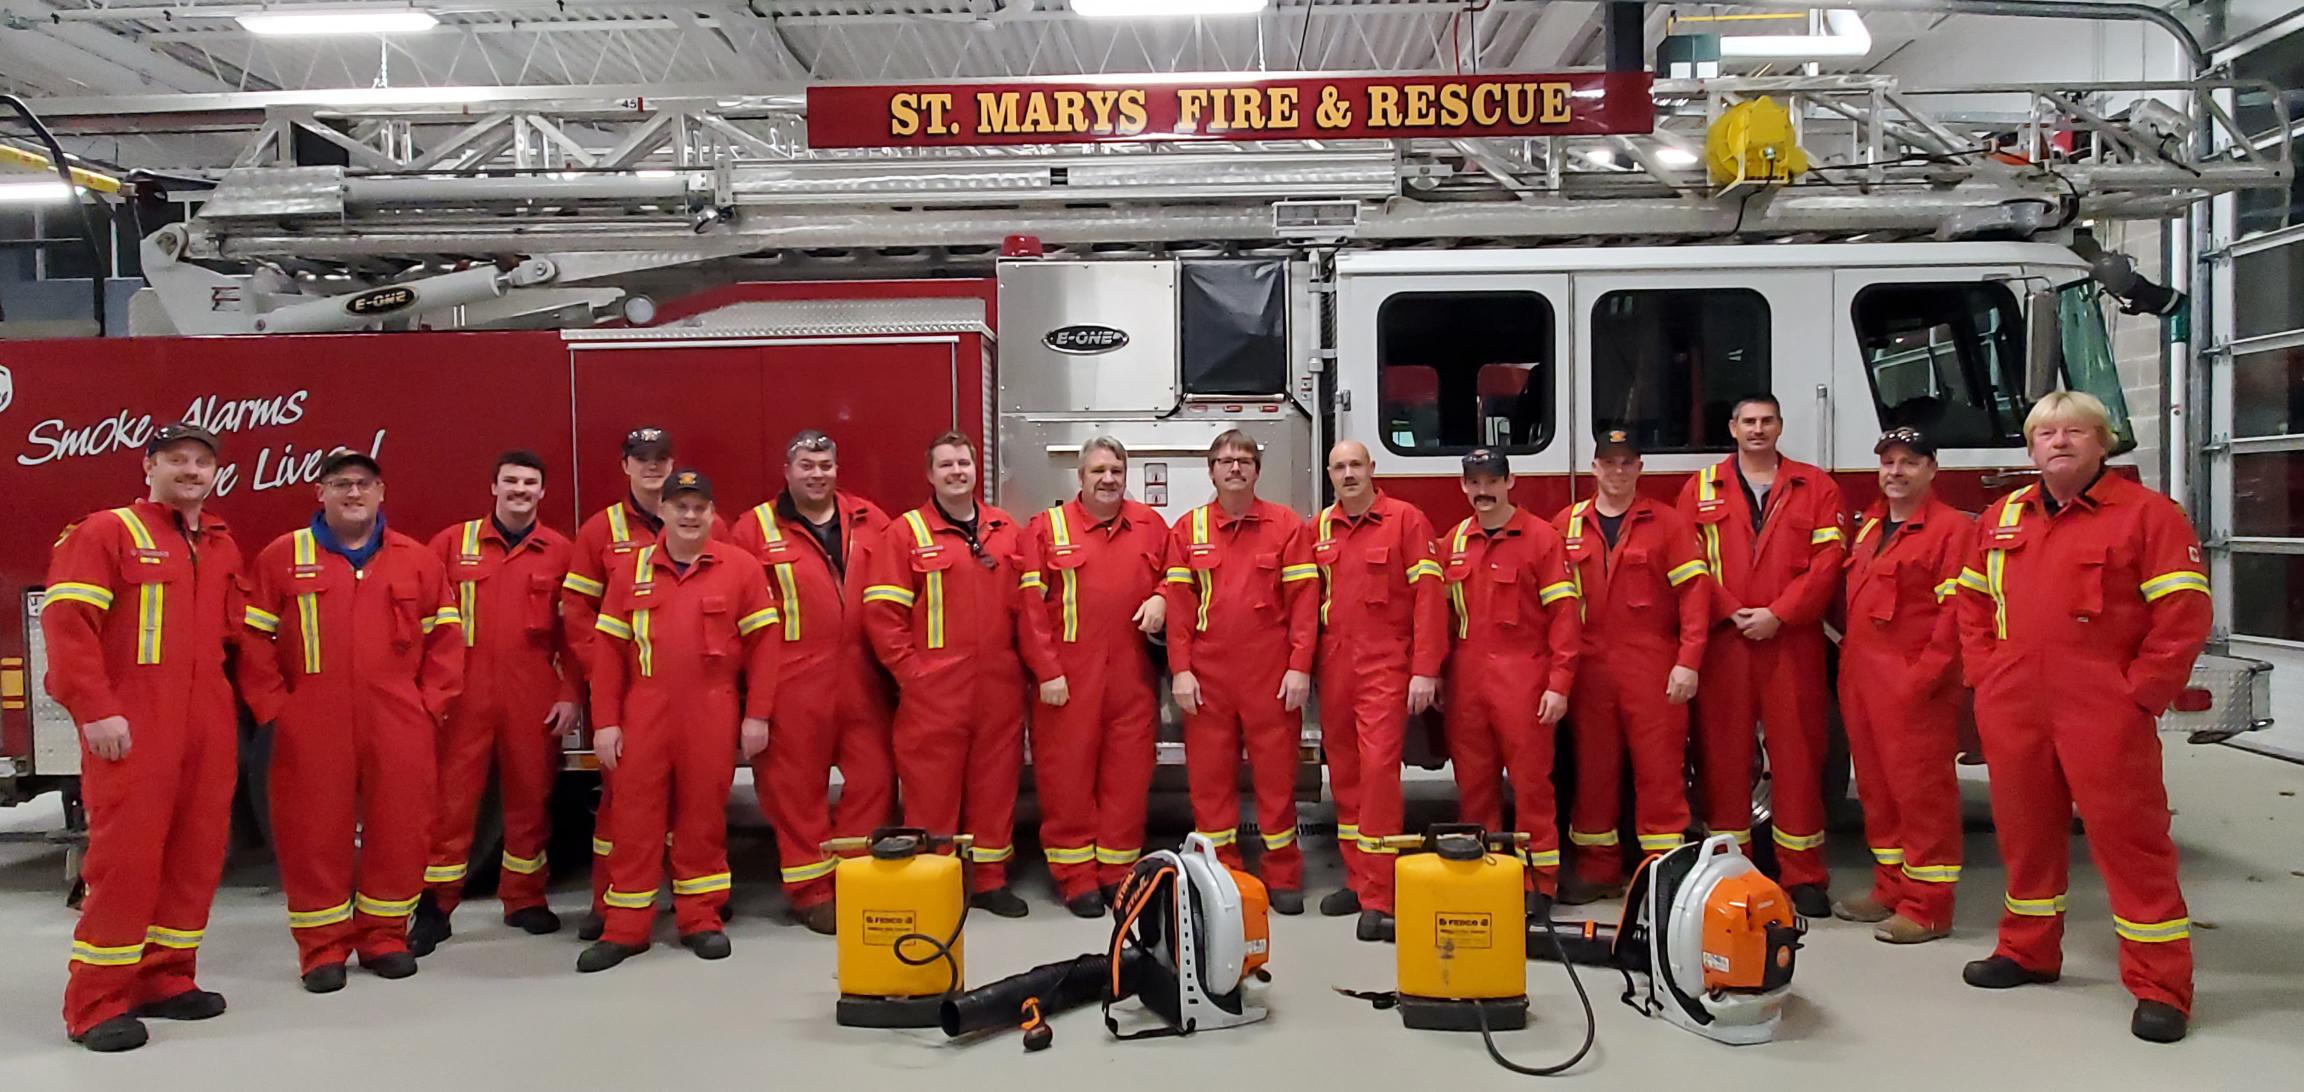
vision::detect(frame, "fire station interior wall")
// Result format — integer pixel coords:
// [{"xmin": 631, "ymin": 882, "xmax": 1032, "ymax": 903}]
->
[{"xmin": 569, "ymin": 338, "xmax": 979, "ymax": 519}]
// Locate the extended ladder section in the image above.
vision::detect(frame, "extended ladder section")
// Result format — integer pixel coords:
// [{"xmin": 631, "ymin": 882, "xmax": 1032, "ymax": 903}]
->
[{"xmin": 175, "ymin": 74, "xmax": 2289, "ymax": 277}]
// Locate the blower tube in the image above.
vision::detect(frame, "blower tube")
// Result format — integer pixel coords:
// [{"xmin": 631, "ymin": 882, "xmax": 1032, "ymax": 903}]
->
[{"xmin": 938, "ymin": 952, "xmax": 1123, "ymax": 1039}]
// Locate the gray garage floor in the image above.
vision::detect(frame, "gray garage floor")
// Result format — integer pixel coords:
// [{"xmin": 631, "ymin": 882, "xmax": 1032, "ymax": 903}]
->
[{"xmin": 1, "ymin": 739, "xmax": 2300, "ymax": 1089}]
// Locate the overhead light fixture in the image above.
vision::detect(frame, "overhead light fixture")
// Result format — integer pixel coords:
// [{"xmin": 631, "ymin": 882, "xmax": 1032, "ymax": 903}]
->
[
  {"xmin": 1582, "ymin": 147, "xmax": 1619, "ymax": 168},
  {"xmin": 1656, "ymin": 147, "xmax": 1700, "ymax": 168},
  {"xmin": 0, "ymin": 180, "xmax": 78, "ymax": 204},
  {"xmin": 236, "ymin": 9, "xmax": 440, "ymax": 35},
  {"xmin": 1073, "ymin": 0, "xmax": 1269, "ymax": 17}
]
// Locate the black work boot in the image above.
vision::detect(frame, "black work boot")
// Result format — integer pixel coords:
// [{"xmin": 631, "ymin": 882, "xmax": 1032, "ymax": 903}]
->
[
  {"xmin": 1268, "ymin": 889, "xmax": 1305, "ymax": 916},
  {"xmin": 1319, "ymin": 888, "xmax": 1362, "ymax": 917},
  {"xmin": 1065, "ymin": 890, "xmax": 1107, "ymax": 919},
  {"xmin": 1787, "ymin": 884, "xmax": 1832, "ymax": 919},
  {"xmin": 363, "ymin": 951, "xmax": 418, "ymax": 980},
  {"xmin": 970, "ymin": 888, "xmax": 1030, "ymax": 919},
  {"xmin": 577, "ymin": 911, "xmax": 606, "ymax": 942},
  {"xmin": 2131, "ymin": 1000, "xmax": 2187, "ymax": 1043},
  {"xmin": 137, "ymin": 989, "xmax": 227, "ymax": 1021},
  {"xmin": 1355, "ymin": 910, "xmax": 1396, "ymax": 944},
  {"xmin": 681, "ymin": 931, "xmax": 733, "ymax": 960},
  {"xmin": 70, "ymin": 1014, "xmax": 149, "ymax": 1053},
  {"xmin": 1962, "ymin": 955, "xmax": 2060, "ymax": 990},
  {"xmin": 1555, "ymin": 875, "xmax": 1626, "ymax": 907},
  {"xmin": 799, "ymin": 901, "xmax": 839, "ymax": 936},
  {"xmin": 577, "ymin": 941, "xmax": 644, "ymax": 973},
  {"xmin": 301, "ymin": 963, "xmax": 349, "ymax": 994},
  {"xmin": 504, "ymin": 906, "xmax": 562, "ymax": 935},
  {"xmin": 408, "ymin": 892, "xmax": 451, "ymax": 958}
]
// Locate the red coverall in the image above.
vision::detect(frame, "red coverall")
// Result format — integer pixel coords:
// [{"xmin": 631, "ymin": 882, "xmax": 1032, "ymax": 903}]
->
[
  {"xmin": 730, "ymin": 492, "xmax": 896, "ymax": 911},
  {"xmin": 422, "ymin": 518, "xmax": 577, "ymax": 918},
  {"xmin": 1954, "ymin": 475, "xmax": 2209, "ymax": 1012},
  {"xmin": 1839, "ymin": 496, "xmax": 1972, "ymax": 930},
  {"xmin": 1314, "ymin": 494, "xmax": 1447, "ymax": 915},
  {"xmin": 241, "ymin": 526, "xmax": 464, "ymax": 973},
  {"xmin": 1437, "ymin": 509, "xmax": 1582, "ymax": 894},
  {"xmin": 589, "ymin": 540, "xmax": 780, "ymax": 946},
  {"xmin": 1017, "ymin": 498, "xmax": 1169, "ymax": 900},
  {"xmin": 42, "ymin": 501, "xmax": 243, "ymax": 1037},
  {"xmin": 1553, "ymin": 498, "xmax": 1711, "ymax": 883},
  {"xmin": 1162, "ymin": 499, "xmax": 1319, "ymax": 892},
  {"xmin": 1676, "ymin": 457, "xmax": 1845, "ymax": 889},
  {"xmin": 863, "ymin": 503, "xmax": 1032, "ymax": 892},
  {"xmin": 559, "ymin": 500, "xmax": 729, "ymax": 917}
]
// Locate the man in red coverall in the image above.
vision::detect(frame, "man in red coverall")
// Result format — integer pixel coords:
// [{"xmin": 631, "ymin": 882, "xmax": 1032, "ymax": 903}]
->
[
  {"xmin": 411, "ymin": 451, "xmax": 581, "ymax": 956},
  {"xmin": 580, "ymin": 469, "xmax": 780, "ymax": 972},
  {"xmin": 1554, "ymin": 430, "xmax": 1711, "ymax": 904},
  {"xmin": 42, "ymin": 422, "xmax": 242, "ymax": 1052},
  {"xmin": 1314, "ymin": 440, "xmax": 1446, "ymax": 942},
  {"xmin": 1954, "ymin": 392, "xmax": 2209, "ymax": 1044},
  {"xmin": 1018, "ymin": 437, "xmax": 1169, "ymax": 918},
  {"xmin": 1165, "ymin": 429, "xmax": 1318, "ymax": 916},
  {"xmin": 241, "ymin": 452, "xmax": 464, "ymax": 993},
  {"xmin": 1440, "ymin": 449, "xmax": 1581, "ymax": 909},
  {"xmin": 731, "ymin": 430, "xmax": 894, "ymax": 935},
  {"xmin": 1676, "ymin": 394, "xmax": 1845, "ymax": 918},
  {"xmin": 1832, "ymin": 427, "xmax": 1971, "ymax": 945},
  {"xmin": 863, "ymin": 431, "xmax": 1035, "ymax": 917}
]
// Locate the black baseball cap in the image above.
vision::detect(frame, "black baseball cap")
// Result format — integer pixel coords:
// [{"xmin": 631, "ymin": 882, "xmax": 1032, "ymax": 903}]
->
[
  {"xmin": 1461, "ymin": 448, "xmax": 1512, "ymax": 479},
  {"xmin": 145, "ymin": 421, "xmax": 219, "ymax": 456},
  {"xmin": 317, "ymin": 451, "xmax": 382, "ymax": 480},
  {"xmin": 1594, "ymin": 428, "xmax": 1642, "ymax": 457},
  {"xmin": 1874, "ymin": 426, "xmax": 1938, "ymax": 458},
  {"xmin": 623, "ymin": 426, "xmax": 673, "ymax": 459},
  {"xmin": 663, "ymin": 467, "xmax": 713, "ymax": 501}
]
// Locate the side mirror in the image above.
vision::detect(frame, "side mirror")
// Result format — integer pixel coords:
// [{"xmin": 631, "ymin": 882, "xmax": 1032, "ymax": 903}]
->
[{"xmin": 2025, "ymin": 287, "xmax": 2061, "ymax": 401}]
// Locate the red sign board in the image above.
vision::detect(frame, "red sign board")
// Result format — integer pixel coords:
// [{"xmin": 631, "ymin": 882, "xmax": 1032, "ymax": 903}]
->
[{"xmin": 805, "ymin": 72, "xmax": 1653, "ymax": 149}]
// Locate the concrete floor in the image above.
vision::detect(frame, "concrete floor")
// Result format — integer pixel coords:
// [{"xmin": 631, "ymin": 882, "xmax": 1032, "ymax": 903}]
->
[{"xmin": 2, "ymin": 741, "xmax": 2300, "ymax": 1088}]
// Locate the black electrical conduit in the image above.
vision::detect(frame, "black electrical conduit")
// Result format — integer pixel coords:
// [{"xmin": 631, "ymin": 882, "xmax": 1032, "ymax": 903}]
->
[{"xmin": 1, "ymin": 93, "xmax": 108, "ymax": 336}]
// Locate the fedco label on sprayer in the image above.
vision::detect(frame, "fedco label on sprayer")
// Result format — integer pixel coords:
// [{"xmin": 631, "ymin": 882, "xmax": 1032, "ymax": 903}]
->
[
  {"xmin": 862, "ymin": 910, "xmax": 917, "ymax": 946},
  {"xmin": 1435, "ymin": 911, "xmax": 1494, "ymax": 950}
]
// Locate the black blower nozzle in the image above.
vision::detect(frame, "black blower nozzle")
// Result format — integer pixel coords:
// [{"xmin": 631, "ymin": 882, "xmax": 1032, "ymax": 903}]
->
[{"xmin": 939, "ymin": 952, "xmax": 1125, "ymax": 1040}]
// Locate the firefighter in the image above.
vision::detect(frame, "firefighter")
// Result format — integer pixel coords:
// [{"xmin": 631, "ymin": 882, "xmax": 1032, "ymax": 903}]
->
[
  {"xmin": 240, "ymin": 452, "xmax": 464, "ymax": 993},
  {"xmin": 581, "ymin": 469, "xmax": 780, "ymax": 972},
  {"xmin": 411, "ymin": 451, "xmax": 580, "ymax": 956},
  {"xmin": 1954, "ymin": 392, "xmax": 2209, "ymax": 1044},
  {"xmin": 1676, "ymin": 394, "xmax": 1846, "ymax": 918},
  {"xmin": 41, "ymin": 423, "xmax": 243, "ymax": 1052},
  {"xmin": 1164, "ymin": 430, "xmax": 1318, "ymax": 916},
  {"xmin": 1018, "ymin": 437, "xmax": 1169, "ymax": 918},
  {"xmin": 863, "ymin": 431, "xmax": 1034, "ymax": 917},
  {"xmin": 1314, "ymin": 440, "xmax": 1446, "ymax": 942},
  {"xmin": 1832, "ymin": 427, "xmax": 1971, "ymax": 944},
  {"xmin": 731, "ymin": 430, "xmax": 895, "ymax": 935},
  {"xmin": 1439, "ymin": 449, "xmax": 1581, "ymax": 907},
  {"xmin": 1554, "ymin": 430, "xmax": 1710, "ymax": 904}
]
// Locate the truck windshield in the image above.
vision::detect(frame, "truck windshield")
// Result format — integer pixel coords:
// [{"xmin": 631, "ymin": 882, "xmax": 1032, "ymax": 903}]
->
[{"xmin": 2058, "ymin": 280, "xmax": 2139, "ymax": 455}]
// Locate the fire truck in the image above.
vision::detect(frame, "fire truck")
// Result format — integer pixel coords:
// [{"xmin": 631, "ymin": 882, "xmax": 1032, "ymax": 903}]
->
[{"xmin": 0, "ymin": 72, "xmax": 2282, "ymax": 890}]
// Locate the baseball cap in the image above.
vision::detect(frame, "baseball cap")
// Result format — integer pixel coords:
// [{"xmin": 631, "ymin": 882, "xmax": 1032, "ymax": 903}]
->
[
  {"xmin": 623, "ymin": 426, "xmax": 673, "ymax": 460},
  {"xmin": 317, "ymin": 450, "xmax": 382, "ymax": 480},
  {"xmin": 663, "ymin": 467, "xmax": 713, "ymax": 501},
  {"xmin": 145, "ymin": 421, "xmax": 219, "ymax": 456},
  {"xmin": 1594, "ymin": 428, "xmax": 1641, "ymax": 457},
  {"xmin": 1874, "ymin": 426, "xmax": 1938, "ymax": 458},
  {"xmin": 1461, "ymin": 448, "xmax": 1512, "ymax": 479}
]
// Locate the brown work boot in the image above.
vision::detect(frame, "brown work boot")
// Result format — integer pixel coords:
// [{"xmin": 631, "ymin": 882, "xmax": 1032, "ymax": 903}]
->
[
  {"xmin": 1830, "ymin": 893, "xmax": 1893, "ymax": 923},
  {"xmin": 800, "ymin": 901, "xmax": 838, "ymax": 936},
  {"xmin": 1555, "ymin": 875, "xmax": 1626, "ymax": 907},
  {"xmin": 1874, "ymin": 914, "xmax": 1950, "ymax": 944}
]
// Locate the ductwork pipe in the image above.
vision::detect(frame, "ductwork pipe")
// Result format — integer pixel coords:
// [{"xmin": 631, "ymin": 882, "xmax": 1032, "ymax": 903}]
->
[{"xmin": 1719, "ymin": 9, "xmax": 1874, "ymax": 61}]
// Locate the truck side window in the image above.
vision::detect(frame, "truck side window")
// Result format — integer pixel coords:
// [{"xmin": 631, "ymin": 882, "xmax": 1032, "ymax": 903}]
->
[
  {"xmin": 1375, "ymin": 291, "xmax": 1554, "ymax": 456},
  {"xmin": 1589, "ymin": 288, "xmax": 1771, "ymax": 453},
  {"xmin": 1853, "ymin": 282, "xmax": 2029, "ymax": 448}
]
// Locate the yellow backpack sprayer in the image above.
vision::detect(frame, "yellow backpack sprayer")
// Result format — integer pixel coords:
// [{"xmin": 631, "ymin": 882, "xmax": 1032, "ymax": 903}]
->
[{"xmin": 828, "ymin": 828, "xmax": 972, "ymax": 1028}]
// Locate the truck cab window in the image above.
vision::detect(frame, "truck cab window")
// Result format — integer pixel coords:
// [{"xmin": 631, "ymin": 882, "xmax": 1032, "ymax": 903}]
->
[
  {"xmin": 1854, "ymin": 282, "xmax": 2028, "ymax": 448},
  {"xmin": 1589, "ymin": 288, "xmax": 1771, "ymax": 453},
  {"xmin": 1375, "ymin": 291, "xmax": 1554, "ymax": 456}
]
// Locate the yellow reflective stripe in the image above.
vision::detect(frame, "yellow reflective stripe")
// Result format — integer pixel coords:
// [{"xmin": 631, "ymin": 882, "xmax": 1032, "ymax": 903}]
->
[
  {"xmin": 2139, "ymin": 571, "xmax": 2210, "ymax": 602},
  {"xmin": 562, "ymin": 571, "xmax": 607, "ymax": 598},
  {"xmin": 1987, "ymin": 494, "xmax": 2026, "ymax": 640},
  {"xmin": 753, "ymin": 504, "xmax": 782, "ymax": 543},
  {"xmin": 967, "ymin": 844, "xmax": 1014, "ymax": 863},
  {"xmin": 1044, "ymin": 845, "xmax": 1098, "ymax": 865},
  {"xmin": 1772, "ymin": 828, "xmax": 1826, "ymax": 851},
  {"xmin": 1538, "ymin": 580, "xmax": 1579, "ymax": 606},
  {"xmin": 425, "ymin": 863, "xmax": 469, "ymax": 884},
  {"xmin": 1058, "ymin": 533, "xmax": 1079, "ymax": 641},
  {"xmin": 422, "ymin": 606, "xmax": 462, "ymax": 634},
  {"xmin": 1934, "ymin": 578, "xmax": 1960, "ymax": 603},
  {"xmin": 356, "ymin": 893, "xmax": 421, "ymax": 917},
  {"xmin": 1196, "ymin": 828, "xmax": 1239, "ymax": 848},
  {"xmin": 1715, "ymin": 827, "xmax": 1752, "ymax": 846},
  {"xmin": 111, "ymin": 507, "xmax": 158, "ymax": 555},
  {"xmin": 737, "ymin": 607, "xmax": 780, "ymax": 635},
  {"xmin": 592, "ymin": 837, "xmax": 615, "ymax": 857},
  {"xmin": 862, "ymin": 585, "xmax": 917, "ymax": 607},
  {"xmin": 1097, "ymin": 847, "xmax": 1143, "ymax": 865},
  {"xmin": 1191, "ymin": 506, "xmax": 1215, "ymax": 632},
  {"xmin": 1870, "ymin": 847, "xmax": 1907, "ymax": 865},
  {"xmin": 1901, "ymin": 863, "xmax": 1962, "ymax": 884},
  {"xmin": 45, "ymin": 582, "xmax": 115, "ymax": 610},
  {"xmin": 1048, "ymin": 505, "xmax": 1073, "ymax": 547},
  {"xmin": 903, "ymin": 510, "xmax": 934, "ymax": 547},
  {"xmin": 457, "ymin": 522, "xmax": 483, "ymax": 646},
  {"xmin": 1957, "ymin": 568, "xmax": 1992, "ymax": 594},
  {"xmin": 1521, "ymin": 848, "xmax": 1562, "ymax": 869},
  {"xmin": 136, "ymin": 582, "xmax": 164, "ymax": 664},
  {"xmin": 1568, "ymin": 829, "xmax": 1619, "ymax": 847},
  {"xmin": 1019, "ymin": 572, "xmax": 1047, "ymax": 592},
  {"xmin": 672, "ymin": 872, "xmax": 733, "ymax": 896},
  {"xmin": 501, "ymin": 850, "xmax": 547, "ymax": 876},
  {"xmin": 1812, "ymin": 526, "xmax": 1844, "ymax": 546},
  {"xmin": 1164, "ymin": 567, "xmax": 1193, "ymax": 585},
  {"xmin": 71, "ymin": 941, "xmax": 146, "ymax": 966},
  {"xmin": 1262, "ymin": 827, "xmax": 1298, "ymax": 850},
  {"xmin": 606, "ymin": 505, "xmax": 631, "ymax": 544},
  {"xmin": 633, "ymin": 608, "xmax": 654, "ymax": 677},
  {"xmin": 780, "ymin": 858, "xmax": 838, "ymax": 884},
  {"xmin": 1636, "ymin": 833, "xmax": 1686, "ymax": 852},
  {"xmin": 144, "ymin": 926, "xmax": 203, "ymax": 949},
  {"xmin": 289, "ymin": 901, "xmax": 355, "ymax": 928},
  {"xmin": 2113, "ymin": 915, "xmax": 2191, "ymax": 943},
  {"xmin": 603, "ymin": 887, "xmax": 658, "ymax": 909},
  {"xmin": 2003, "ymin": 893, "xmax": 2068, "ymax": 917},
  {"xmin": 594, "ymin": 614, "xmax": 634, "ymax": 640},
  {"xmin": 1409, "ymin": 559, "xmax": 1445, "ymax": 583},
  {"xmin": 923, "ymin": 571, "xmax": 945, "ymax": 650},
  {"xmin": 1666, "ymin": 560, "xmax": 1708, "ymax": 587},
  {"xmin": 1697, "ymin": 471, "xmax": 1724, "ymax": 579},
  {"xmin": 752, "ymin": 505, "xmax": 804, "ymax": 644},
  {"xmin": 1447, "ymin": 520, "xmax": 1473, "ymax": 640},
  {"xmin": 1854, "ymin": 517, "xmax": 1881, "ymax": 546},
  {"xmin": 1356, "ymin": 836, "xmax": 1400, "ymax": 856},
  {"xmin": 1701, "ymin": 524, "xmax": 1724, "ymax": 582},
  {"xmin": 291, "ymin": 529, "xmax": 323, "ymax": 674},
  {"xmin": 1317, "ymin": 506, "xmax": 1337, "ymax": 626},
  {"xmin": 1279, "ymin": 564, "xmax": 1320, "ymax": 582}
]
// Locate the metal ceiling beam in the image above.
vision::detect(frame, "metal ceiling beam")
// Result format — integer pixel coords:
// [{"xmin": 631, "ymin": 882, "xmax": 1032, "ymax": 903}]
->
[{"xmin": 0, "ymin": 0, "xmax": 241, "ymax": 93}]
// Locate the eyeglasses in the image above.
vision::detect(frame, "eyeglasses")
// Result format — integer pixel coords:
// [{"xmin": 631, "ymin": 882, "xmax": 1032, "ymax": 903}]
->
[
  {"xmin": 1212, "ymin": 456, "xmax": 1256, "ymax": 468},
  {"xmin": 324, "ymin": 477, "xmax": 380, "ymax": 493}
]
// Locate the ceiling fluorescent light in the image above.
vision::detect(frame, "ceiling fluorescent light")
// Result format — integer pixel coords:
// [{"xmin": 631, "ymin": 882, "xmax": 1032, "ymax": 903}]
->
[
  {"xmin": 1656, "ymin": 147, "xmax": 1700, "ymax": 168},
  {"xmin": 1073, "ymin": 0, "xmax": 1269, "ymax": 17},
  {"xmin": 0, "ymin": 180, "xmax": 78, "ymax": 203},
  {"xmin": 236, "ymin": 10, "xmax": 440, "ymax": 36}
]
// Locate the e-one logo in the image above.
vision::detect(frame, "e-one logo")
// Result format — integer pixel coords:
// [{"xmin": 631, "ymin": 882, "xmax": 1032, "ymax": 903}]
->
[
  {"xmin": 0, "ymin": 364, "xmax": 13, "ymax": 415},
  {"xmin": 345, "ymin": 286, "xmax": 417, "ymax": 317},
  {"xmin": 1044, "ymin": 324, "xmax": 1129, "ymax": 355}
]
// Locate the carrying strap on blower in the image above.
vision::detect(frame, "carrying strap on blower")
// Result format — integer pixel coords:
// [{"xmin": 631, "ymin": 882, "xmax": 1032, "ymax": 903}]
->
[{"xmin": 1102, "ymin": 860, "xmax": 1185, "ymax": 1041}]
